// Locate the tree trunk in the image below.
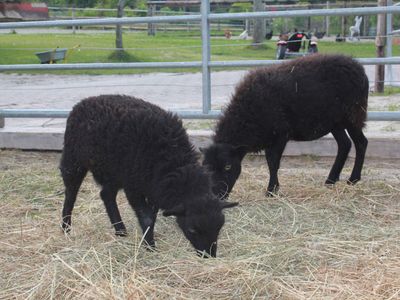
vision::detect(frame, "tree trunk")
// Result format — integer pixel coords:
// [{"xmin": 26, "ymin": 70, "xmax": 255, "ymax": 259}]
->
[
  {"xmin": 252, "ymin": 0, "xmax": 265, "ymax": 48},
  {"xmin": 116, "ymin": 0, "xmax": 126, "ymax": 51},
  {"xmin": 375, "ymin": 0, "xmax": 386, "ymax": 93}
]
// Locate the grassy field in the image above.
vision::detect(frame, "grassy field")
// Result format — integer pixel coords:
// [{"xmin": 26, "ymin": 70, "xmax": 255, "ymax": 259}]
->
[
  {"xmin": 0, "ymin": 150, "xmax": 399, "ymax": 299},
  {"xmin": 1, "ymin": 31, "xmax": 398, "ymax": 74}
]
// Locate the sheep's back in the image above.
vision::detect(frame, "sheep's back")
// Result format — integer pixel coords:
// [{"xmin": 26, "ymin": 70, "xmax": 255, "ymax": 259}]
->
[
  {"xmin": 215, "ymin": 54, "xmax": 368, "ymax": 148},
  {"xmin": 63, "ymin": 95, "xmax": 196, "ymax": 188}
]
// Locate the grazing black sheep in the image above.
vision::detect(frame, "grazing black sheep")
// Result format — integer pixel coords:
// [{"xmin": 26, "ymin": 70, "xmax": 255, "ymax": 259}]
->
[
  {"xmin": 202, "ymin": 54, "xmax": 369, "ymax": 198},
  {"xmin": 60, "ymin": 95, "xmax": 237, "ymax": 257}
]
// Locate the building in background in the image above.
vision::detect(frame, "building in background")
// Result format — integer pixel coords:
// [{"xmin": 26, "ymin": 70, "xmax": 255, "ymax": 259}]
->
[{"xmin": 0, "ymin": 1, "xmax": 49, "ymax": 22}]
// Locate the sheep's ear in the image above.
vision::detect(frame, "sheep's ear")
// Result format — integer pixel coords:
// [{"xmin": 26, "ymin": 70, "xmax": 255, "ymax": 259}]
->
[
  {"xmin": 220, "ymin": 201, "xmax": 239, "ymax": 209},
  {"xmin": 163, "ymin": 204, "xmax": 185, "ymax": 217}
]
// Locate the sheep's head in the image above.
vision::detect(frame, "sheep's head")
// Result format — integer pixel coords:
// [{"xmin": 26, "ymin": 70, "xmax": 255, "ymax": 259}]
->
[
  {"xmin": 163, "ymin": 199, "xmax": 237, "ymax": 257},
  {"xmin": 201, "ymin": 143, "xmax": 246, "ymax": 200}
]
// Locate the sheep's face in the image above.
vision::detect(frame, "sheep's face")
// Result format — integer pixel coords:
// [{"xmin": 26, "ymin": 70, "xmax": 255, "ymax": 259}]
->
[
  {"xmin": 178, "ymin": 210, "xmax": 224, "ymax": 257},
  {"xmin": 201, "ymin": 143, "xmax": 245, "ymax": 200},
  {"xmin": 163, "ymin": 200, "xmax": 238, "ymax": 257}
]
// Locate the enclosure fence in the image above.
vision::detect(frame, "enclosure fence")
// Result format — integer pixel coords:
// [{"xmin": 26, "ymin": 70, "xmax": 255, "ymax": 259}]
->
[{"xmin": 1, "ymin": 1, "xmax": 400, "ymax": 127}]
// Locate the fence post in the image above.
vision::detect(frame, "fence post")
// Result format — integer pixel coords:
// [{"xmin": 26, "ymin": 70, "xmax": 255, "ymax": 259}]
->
[
  {"xmin": 72, "ymin": 5, "xmax": 76, "ymax": 34},
  {"xmin": 386, "ymin": 0, "xmax": 393, "ymax": 86},
  {"xmin": 201, "ymin": 0, "xmax": 211, "ymax": 114},
  {"xmin": 253, "ymin": 0, "xmax": 265, "ymax": 48},
  {"xmin": 325, "ymin": 1, "xmax": 330, "ymax": 36},
  {"xmin": 147, "ymin": 4, "xmax": 156, "ymax": 36},
  {"xmin": 375, "ymin": 0, "xmax": 387, "ymax": 93}
]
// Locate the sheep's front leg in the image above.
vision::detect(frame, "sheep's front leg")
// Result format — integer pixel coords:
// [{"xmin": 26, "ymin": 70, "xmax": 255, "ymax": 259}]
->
[
  {"xmin": 265, "ymin": 138, "xmax": 287, "ymax": 196},
  {"xmin": 60, "ymin": 164, "xmax": 87, "ymax": 233},
  {"xmin": 124, "ymin": 189, "xmax": 158, "ymax": 248}
]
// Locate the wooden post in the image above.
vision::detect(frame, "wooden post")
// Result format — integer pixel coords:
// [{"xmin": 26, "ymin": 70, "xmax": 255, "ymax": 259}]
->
[
  {"xmin": 375, "ymin": 0, "xmax": 386, "ymax": 93},
  {"xmin": 72, "ymin": 5, "xmax": 76, "ymax": 34},
  {"xmin": 116, "ymin": 0, "xmax": 126, "ymax": 52},
  {"xmin": 147, "ymin": 4, "xmax": 156, "ymax": 36},
  {"xmin": 363, "ymin": 15, "xmax": 369, "ymax": 36},
  {"xmin": 341, "ymin": 1, "xmax": 347, "ymax": 37},
  {"xmin": 325, "ymin": 1, "xmax": 330, "ymax": 36},
  {"xmin": 252, "ymin": 0, "xmax": 265, "ymax": 48}
]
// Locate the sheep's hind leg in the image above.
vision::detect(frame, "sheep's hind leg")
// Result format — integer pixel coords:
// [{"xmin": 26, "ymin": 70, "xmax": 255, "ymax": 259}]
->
[
  {"xmin": 61, "ymin": 164, "xmax": 87, "ymax": 233},
  {"xmin": 125, "ymin": 189, "xmax": 158, "ymax": 249},
  {"xmin": 100, "ymin": 185, "xmax": 127, "ymax": 236},
  {"xmin": 346, "ymin": 126, "xmax": 368, "ymax": 184},
  {"xmin": 265, "ymin": 138, "xmax": 287, "ymax": 196},
  {"xmin": 325, "ymin": 129, "xmax": 352, "ymax": 185}
]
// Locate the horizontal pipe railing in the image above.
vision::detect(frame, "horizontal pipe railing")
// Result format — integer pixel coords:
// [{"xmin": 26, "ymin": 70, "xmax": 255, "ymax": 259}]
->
[
  {"xmin": 0, "ymin": 61, "xmax": 202, "ymax": 71},
  {"xmin": 0, "ymin": 6, "xmax": 399, "ymax": 29},
  {"xmin": 208, "ymin": 6, "xmax": 400, "ymax": 20},
  {"xmin": 1, "ymin": 57, "xmax": 400, "ymax": 72},
  {"xmin": 0, "ymin": 15, "xmax": 201, "ymax": 29},
  {"xmin": 0, "ymin": 109, "xmax": 221, "ymax": 119},
  {"xmin": 0, "ymin": 109, "xmax": 399, "ymax": 121}
]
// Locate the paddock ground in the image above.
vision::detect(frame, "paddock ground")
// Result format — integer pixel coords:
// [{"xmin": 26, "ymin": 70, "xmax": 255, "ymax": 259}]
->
[{"xmin": 0, "ymin": 150, "xmax": 399, "ymax": 299}]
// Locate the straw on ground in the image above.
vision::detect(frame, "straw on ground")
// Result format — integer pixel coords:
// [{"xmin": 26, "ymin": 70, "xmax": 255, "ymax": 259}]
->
[{"xmin": 0, "ymin": 150, "xmax": 399, "ymax": 299}]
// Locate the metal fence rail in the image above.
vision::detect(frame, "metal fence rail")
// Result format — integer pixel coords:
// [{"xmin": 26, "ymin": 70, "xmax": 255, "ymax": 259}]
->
[
  {"xmin": 1, "ymin": 57, "xmax": 400, "ymax": 71},
  {"xmin": 1, "ymin": 2, "xmax": 400, "ymax": 126},
  {"xmin": 1, "ymin": 6, "xmax": 400, "ymax": 29},
  {"xmin": 0, "ymin": 109, "xmax": 398, "ymax": 121}
]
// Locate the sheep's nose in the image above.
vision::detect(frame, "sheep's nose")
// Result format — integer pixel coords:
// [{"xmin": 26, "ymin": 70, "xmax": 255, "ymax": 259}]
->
[{"xmin": 196, "ymin": 243, "xmax": 217, "ymax": 258}]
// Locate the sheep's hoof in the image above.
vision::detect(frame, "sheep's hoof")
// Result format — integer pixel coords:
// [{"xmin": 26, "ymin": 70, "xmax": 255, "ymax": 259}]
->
[
  {"xmin": 347, "ymin": 178, "xmax": 360, "ymax": 185},
  {"xmin": 144, "ymin": 241, "xmax": 156, "ymax": 251},
  {"xmin": 325, "ymin": 178, "xmax": 337, "ymax": 185},
  {"xmin": 61, "ymin": 221, "xmax": 71, "ymax": 234},
  {"xmin": 266, "ymin": 186, "xmax": 279, "ymax": 197},
  {"xmin": 115, "ymin": 229, "xmax": 128, "ymax": 237}
]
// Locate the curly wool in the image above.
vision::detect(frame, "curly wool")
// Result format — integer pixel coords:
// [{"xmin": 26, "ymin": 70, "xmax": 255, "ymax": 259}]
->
[
  {"xmin": 214, "ymin": 54, "xmax": 369, "ymax": 152},
  {"xmin": 61, "ymin": 95, "xmax": 211, "ymax": 211}
]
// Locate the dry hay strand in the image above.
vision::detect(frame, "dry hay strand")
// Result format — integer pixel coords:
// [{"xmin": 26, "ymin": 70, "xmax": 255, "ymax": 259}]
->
[{"xmin": 0, "ymin": 150, "xmax": 399, "ymax": 299}]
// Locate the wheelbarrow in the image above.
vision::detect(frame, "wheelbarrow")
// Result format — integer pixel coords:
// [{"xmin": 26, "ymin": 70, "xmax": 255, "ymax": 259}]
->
[
  {"xmin": 35, "ymin": 48, "xmax": 68, "ymax": 64},
  {"xmin": 35, "ymin": 45, "xmax": 80, "ymax": 64}
]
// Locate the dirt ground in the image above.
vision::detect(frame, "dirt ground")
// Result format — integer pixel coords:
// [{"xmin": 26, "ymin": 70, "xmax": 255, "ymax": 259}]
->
[{"xmin": 0, "ymin": 149, "xmax": 399, "ymax": 299}]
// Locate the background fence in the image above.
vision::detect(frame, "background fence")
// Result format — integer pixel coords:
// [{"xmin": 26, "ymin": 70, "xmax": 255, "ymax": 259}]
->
[{"xmin": 1, "ymin": 1, "xmax": 400, "ymax": 126}]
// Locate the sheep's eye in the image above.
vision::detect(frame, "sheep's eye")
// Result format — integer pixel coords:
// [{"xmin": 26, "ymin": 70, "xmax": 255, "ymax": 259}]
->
[{"xmin": 224, "ymin": 164, "xmax": 232, "ymax": 171}]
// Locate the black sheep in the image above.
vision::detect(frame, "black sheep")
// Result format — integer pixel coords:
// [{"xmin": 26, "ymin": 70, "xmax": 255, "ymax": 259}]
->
[
  {"xmin": 60, "ymin": 95, "xmax": 237, "ymax": 257},
  {"xmin": 202, "ymin": 54, "xmax": 369, "ymax": 197}
]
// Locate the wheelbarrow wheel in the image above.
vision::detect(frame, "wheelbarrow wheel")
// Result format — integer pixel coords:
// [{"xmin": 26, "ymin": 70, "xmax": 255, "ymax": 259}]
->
[{"xmin": 276, "ymin": 44, "xmax": 287, "ymax": 60}]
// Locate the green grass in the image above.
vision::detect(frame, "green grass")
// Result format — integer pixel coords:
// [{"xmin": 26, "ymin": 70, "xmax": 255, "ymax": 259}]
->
[
  {"xmin": 1, "ymin": 31, "xmax": 398, "ymax": 74},
  {"xmin": 371, "ymin": 86, "xmax": 400, "ymax": 97}
]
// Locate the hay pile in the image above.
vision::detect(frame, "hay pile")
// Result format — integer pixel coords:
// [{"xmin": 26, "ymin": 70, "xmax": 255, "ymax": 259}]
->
[{"xmin": 0, "ymin": 150, "xmax": 399, "ymax": 299}]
